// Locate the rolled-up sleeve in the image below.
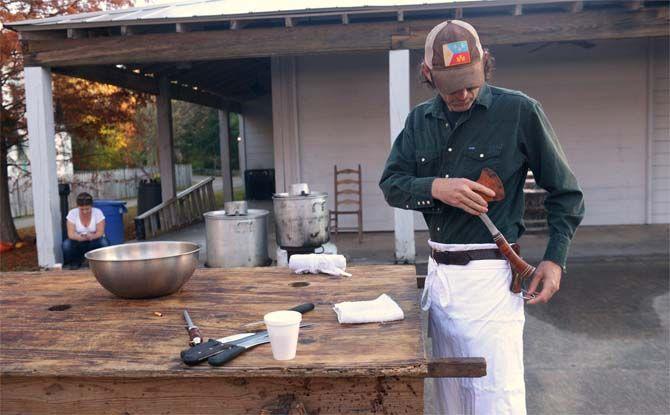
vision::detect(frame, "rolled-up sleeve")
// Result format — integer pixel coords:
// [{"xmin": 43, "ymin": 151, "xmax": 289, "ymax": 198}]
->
[
  {"xmin": 379, "ymin": 123, "xmax": 442, "ymax": 213},
  {"xmin": 522, "ymin": 102, "xmax": 585, "ymax": 270}
]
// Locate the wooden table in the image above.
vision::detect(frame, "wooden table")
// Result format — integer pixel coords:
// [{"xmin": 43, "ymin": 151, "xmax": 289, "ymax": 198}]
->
[{"xmin": 1, "ymin": 265, "xmax": 485, "ymax": 414}]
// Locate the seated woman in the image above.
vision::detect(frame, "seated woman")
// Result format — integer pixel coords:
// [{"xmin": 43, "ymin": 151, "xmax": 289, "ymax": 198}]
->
[{"xmin": 63, "ymin": 192, "xmax": 109, "ymax": 269}]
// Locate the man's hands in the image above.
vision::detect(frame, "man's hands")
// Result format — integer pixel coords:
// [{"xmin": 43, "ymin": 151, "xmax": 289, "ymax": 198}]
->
[
  {"xmin": 525, "ymin": 260, "xmax": 562, "ymax": 305},
  {"xmin": 431, "ymin": 177, "xmax": 496, "ymax": 215}
]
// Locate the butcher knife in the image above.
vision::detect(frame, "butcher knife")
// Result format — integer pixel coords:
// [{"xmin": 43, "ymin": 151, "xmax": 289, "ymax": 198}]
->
[
  {"xmin": 180, "ymin": 323, "xmax": 314, "ymax": 366},
  {"xmin": 475, "ymin": 168, "xmax": 537, "ymax": 297},
  {"xmin": 207, "ymin": 333, "xmax": 271, "ymax": 366}
]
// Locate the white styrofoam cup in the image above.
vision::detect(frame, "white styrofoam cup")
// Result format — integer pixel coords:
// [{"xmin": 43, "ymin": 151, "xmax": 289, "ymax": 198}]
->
[{"xmin": 264, "ymin": 310, "xmax": 302, "ymax": 360}]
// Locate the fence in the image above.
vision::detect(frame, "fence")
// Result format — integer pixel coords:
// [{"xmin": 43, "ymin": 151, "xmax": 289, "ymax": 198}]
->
[{"xmin": 8, "ymin": 165, "xmax": 192, "ymax": 218}]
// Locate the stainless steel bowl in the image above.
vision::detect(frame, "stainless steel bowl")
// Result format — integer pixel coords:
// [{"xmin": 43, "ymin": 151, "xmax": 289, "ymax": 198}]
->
[{"xmin": 85, "ymin": 241, "xmax": 200, "ymax": 299}]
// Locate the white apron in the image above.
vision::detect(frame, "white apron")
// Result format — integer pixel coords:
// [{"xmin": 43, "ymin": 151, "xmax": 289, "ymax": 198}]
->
[{"xmin": 422, "ymin": 241, "xmax": 526, "ymax": 415}]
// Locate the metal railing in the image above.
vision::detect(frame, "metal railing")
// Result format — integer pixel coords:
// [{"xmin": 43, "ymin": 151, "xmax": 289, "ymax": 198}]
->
[{"xmin": 134, "ymin": 177, "xmax": 216, "ymax": 240}]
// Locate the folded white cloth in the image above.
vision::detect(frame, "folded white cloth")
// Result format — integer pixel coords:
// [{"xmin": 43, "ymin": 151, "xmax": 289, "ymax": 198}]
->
[
  {"xmin": 289, "ymin": 254, "xmax": 352, "ymax": 277},
  {"xmin": 333, "ymin": 294, "xmax": 404, "ymax": 324}
]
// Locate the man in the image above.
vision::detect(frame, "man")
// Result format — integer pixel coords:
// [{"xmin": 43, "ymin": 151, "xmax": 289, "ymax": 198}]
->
[{"xmin": 379, "ymin": 20, "xmax": 584, "ymax": 414}]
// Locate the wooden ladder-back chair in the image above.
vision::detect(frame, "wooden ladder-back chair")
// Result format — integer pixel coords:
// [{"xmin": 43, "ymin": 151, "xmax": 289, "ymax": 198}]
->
[{"xmin": 331, "ymin": 164, "xmax": 363, "ymax": 243}]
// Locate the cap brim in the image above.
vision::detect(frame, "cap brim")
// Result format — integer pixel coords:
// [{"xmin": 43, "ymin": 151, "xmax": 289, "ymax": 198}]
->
[{"xmin": 431, "ymin": 60, "xmax": 484, "ymax": 94}]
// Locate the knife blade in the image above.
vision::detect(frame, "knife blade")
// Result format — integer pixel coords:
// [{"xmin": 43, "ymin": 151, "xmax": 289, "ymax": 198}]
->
[
  {"xmin": 207, "ymin": 333, "xmax": 271, "ymax": 366},
  {"xmin": 180, "ymin": 323, "xmax": 314, "ymax": 366}
]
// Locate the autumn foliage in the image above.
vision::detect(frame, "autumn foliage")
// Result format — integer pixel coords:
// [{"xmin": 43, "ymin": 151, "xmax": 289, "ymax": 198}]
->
[{"xmin": 1, "ymin": 0, "xmax": 141, "ymax": 244}]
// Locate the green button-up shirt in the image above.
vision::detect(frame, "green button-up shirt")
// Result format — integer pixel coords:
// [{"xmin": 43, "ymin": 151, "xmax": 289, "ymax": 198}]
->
[{"xmin": 379, "ymin": 84, "xmax": 585, "ymax": 269}]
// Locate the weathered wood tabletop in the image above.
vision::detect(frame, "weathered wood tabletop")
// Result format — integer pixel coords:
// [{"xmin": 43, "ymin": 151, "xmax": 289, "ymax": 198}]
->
[{"xmin": 0, "ymin": 265, "xmax": 484, "ymax": 414}]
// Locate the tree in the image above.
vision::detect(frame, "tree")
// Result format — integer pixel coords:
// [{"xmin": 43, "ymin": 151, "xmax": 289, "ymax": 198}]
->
[{"xmin": 1, "ymin": 0, "xmax": 135, "ymax": 244}]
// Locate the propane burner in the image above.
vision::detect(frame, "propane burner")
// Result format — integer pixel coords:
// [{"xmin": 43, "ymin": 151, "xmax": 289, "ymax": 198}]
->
[{"xmin": 284, "ymin": 246, "xmax": 319, "ymax": 260}]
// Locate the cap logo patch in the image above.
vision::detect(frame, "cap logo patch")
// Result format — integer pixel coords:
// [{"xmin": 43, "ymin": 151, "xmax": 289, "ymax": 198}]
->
[{"xmin": 443, "ymin": 41, "xmax": 471, "ymax": 67}]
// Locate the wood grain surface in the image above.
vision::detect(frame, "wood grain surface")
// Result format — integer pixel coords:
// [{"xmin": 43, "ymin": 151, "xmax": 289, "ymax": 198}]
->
[
  {"xmin": 0, "ymin": 265, "xmax": 427, "ymax": 378},
  {"xmin": 1, "ymin": 375, "xmax": 424, "ymax": 414}
]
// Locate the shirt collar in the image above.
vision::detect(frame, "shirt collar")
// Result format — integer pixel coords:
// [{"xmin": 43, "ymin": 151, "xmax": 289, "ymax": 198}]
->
[{"xmin": 425, "ymin": 83, "xmax": 492, "ymax": 120}]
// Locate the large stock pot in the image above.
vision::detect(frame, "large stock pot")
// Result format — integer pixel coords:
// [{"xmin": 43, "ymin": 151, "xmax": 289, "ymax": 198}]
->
[
  {"xmin": 204, "ymin": 201, "xmax": 270, "ymax": 268},
  {"xmin": 273, "ymin": 185, "xmax": 330, "ymax": 249}
]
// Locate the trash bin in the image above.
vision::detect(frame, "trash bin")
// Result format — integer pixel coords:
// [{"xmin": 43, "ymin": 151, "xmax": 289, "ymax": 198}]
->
[
  {"xmin": 93, "ymin": 200, "xmax": 128, "ymax": 246},
  {"xmin": 244, "ymin": 169, "xmax": 275, "ymax": 200}
]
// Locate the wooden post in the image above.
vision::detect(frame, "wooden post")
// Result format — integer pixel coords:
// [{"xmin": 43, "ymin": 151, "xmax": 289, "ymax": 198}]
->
[
  {"xmin": 237, "ymin": 114, "xmax": 247, "ymax": 194},
  {"xmin": 25, "ymin": 66, "xmax": 62, "ymax": 267},
  {"xmin": 271, "ymin": 56, "xmax": 301, "ymax": 192},
  {"xmin": 218, "ymin": 110, "xmax": 233, "ymax": 202},
  {"xmin": 388, "ymin": 50, "xmax": 415, "ymax": 264},
  {"xmin": 157, "ymin": 76, "xmax": 176, "ymax": 201}
]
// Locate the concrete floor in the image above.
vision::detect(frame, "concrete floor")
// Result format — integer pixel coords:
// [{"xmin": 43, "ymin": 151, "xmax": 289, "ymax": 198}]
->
[{"xmin": 154, "ymin": 214, "xmax": 669, "ymax": 415}]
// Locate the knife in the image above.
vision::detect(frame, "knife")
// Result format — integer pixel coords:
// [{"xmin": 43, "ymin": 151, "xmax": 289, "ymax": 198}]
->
[
  {"xmin": 181, "ymin": 332, "xmax": 255, "ymax": 366},
  {"xmin": 207, "ymin": 333, "xmax": 271, "ymax": 366},
  {"xmin": 241, "ymin": 303, "xmax": 315, "ymax": 330},
  {"xmin": 180, "ymin": 323, "xmax": 314, "ymax": 366},
  {"xmin": 474, "ymin": 168, "xmax": 537, "ymax": 297}
]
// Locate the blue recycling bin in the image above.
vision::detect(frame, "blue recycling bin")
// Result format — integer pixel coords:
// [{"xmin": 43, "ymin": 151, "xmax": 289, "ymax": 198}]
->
[{"xmin": 93, "ymin": 200, "xmax": 128, "ymax": 246}]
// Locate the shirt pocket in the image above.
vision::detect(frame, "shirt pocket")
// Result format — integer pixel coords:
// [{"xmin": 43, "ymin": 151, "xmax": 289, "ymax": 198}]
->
[
  {"xmin": 415, "ymin": 150, "xmax": 441, "ymax": 177},
  {"xmin": 461, "ymin": 144, "xmax": 503, "ymax": 179}
]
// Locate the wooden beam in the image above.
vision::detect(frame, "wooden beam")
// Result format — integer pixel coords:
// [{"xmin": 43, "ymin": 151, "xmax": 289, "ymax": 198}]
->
[
  {"xmin": 271, "ymin": 56, "xmax": 301, "ymax": 193},
  {"xmin": 52, "ymin": 66, "xmax": 241, "ymax": 112},
  {"xmin": 218, "ymin": 110, "xmax": 233, "ymax": 202},
  {"xmin": 388, "ymin": 49, "xmax": 415, "ymax": 264},
  {"xmin": 427, "ymin": 358, "xmax": 487, "ymax": 378},
  {"xmin": 157, "ymin": 76, "xmax": 176, "ymax": 202},
  {"xmin": 22, "ymin": 8, "xmax": 669, "ymax": 66},
  {"xmin": 24, "ymin": 67, "xmax": 62, "ymax": 268}
]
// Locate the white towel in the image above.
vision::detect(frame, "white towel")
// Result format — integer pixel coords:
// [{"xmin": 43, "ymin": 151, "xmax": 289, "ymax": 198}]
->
[
  {"xmin": 289, "ymin": 254, "xmax": 352, "ymax": 277},
  {"xmin": 333, "ymin": 294, "xmax": 405, "ymax": 324}
]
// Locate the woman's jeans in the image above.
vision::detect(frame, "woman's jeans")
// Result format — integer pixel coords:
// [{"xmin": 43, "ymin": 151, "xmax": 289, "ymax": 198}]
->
[{"xmin": 62, "ymin": 236, "xmax": 110, "ymax": 265}]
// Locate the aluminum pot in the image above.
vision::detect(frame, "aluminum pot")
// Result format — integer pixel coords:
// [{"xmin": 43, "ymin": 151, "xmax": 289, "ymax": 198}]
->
[
  {"xmin": 85, "ymin": 241, "xmax": 200, "ymax": 299},
  {"xmin": 204, "ymin": 208, "xmax": 270, "ymax": 268},
  {"xmin": 273, "ymin": 191, "xmax": 330, "ymax": 248}
]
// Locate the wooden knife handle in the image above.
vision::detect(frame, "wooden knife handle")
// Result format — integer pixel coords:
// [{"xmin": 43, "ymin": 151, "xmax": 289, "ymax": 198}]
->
[{"xmin": 491, "ymin": 233, "xmax": 536, "ymax": 293}]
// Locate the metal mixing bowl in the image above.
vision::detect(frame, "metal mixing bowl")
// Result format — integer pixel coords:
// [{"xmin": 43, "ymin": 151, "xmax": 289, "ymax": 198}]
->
[{"xmin": 85, "ymin": 241, "xmax": 200, "ymax": 299}]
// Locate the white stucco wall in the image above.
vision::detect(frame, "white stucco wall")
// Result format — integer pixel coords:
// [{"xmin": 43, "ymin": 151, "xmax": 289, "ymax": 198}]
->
[
  {"xmin": 296, "ymin": 52, "xmax": 394, "ymax": 232},
  {"xmin": 490, "ymin": 39, "xmax": 651, "ymax": 225},
  {"xmin": 241, "ymin": 95, "xmax": 274, "ymax": 170},
  {"xmin": 651, "ymin": 37, "xmax": 670, "ymax": 224}
]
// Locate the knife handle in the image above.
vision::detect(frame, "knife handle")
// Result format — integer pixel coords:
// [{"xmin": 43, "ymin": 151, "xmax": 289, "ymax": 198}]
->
[
  {"xmin": 491, "ymin": 233, "xmax": 536, "ymax": 293},
  {"xmin": 181, "ymin": 339, "xmax": 230, "ymax": 366},
  {"xmin": 208, "ymin": 345, "xmax": 246, "ymax": 366},
  {"xmin": 187, "ymin": 327, "xmax": 203, "ymax": 346},
  {"xmin": 290, "ymin": 303, "xmax": 315, "ymax": 314}
]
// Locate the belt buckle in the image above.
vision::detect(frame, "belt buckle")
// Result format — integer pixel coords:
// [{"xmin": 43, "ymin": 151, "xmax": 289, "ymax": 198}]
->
[{"xmin": 447, "ymin": 250, "xmax": 471, "ymax": 266}]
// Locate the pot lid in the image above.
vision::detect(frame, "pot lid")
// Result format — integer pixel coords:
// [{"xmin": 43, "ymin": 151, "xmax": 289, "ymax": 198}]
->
[
  {"xmin": 203, "ymin": 209, "xmax": 269, "ymax": 220},
  {"xmin": 273, "ymin": 191, "xmax": 328, "ymax": 200}
]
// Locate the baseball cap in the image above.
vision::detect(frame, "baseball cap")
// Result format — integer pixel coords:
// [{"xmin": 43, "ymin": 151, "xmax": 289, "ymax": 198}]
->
[{"xmin": 424, "ymin": 20, "xmax": 485, "ymax": 94}]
